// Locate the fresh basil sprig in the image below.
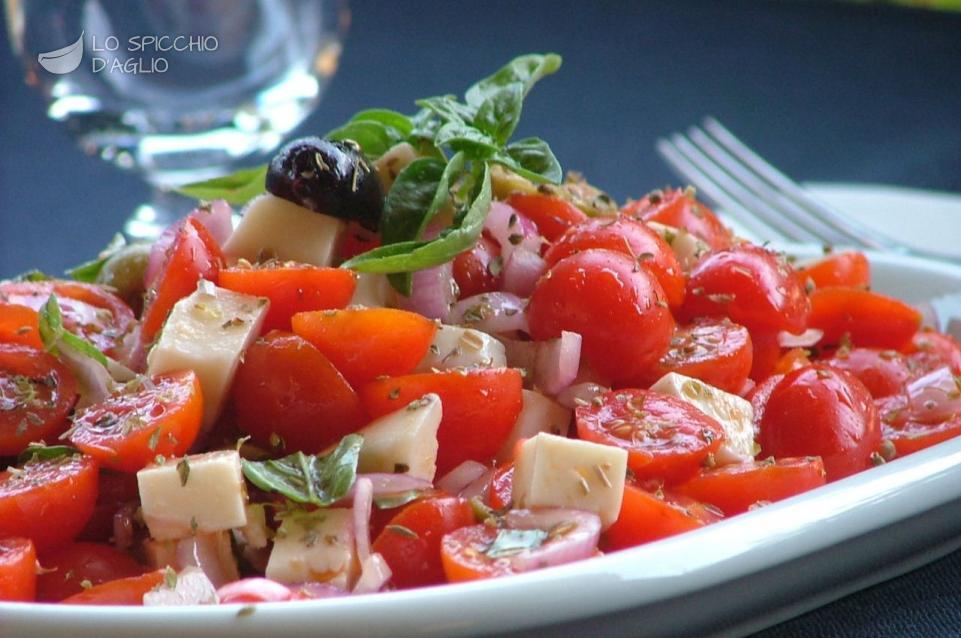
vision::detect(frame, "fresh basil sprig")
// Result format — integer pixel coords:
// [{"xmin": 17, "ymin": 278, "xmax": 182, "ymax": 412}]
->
[
  {"xmin": 66, "ymin": 233, "xmax": 126, "ymax": 283},
  {"xmin": 175, "ymin": 165, "xmax": 267, "ymax": 204},
  {"xmin": 38, "ymin": 294, "xmax": 109, "ymax": 367},
  {"xmin": 241, "ymin": 434, "xmax": 363, "ymax": 506}
]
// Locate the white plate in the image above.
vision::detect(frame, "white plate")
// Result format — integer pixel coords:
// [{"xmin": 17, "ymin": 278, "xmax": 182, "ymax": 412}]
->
[{"xmin": 4, "ymin": 247, "xmax": 961, "ymax": 638}]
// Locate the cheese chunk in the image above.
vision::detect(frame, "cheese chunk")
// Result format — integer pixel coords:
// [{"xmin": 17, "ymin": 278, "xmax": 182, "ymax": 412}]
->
[
  {"xmin": 143, "ymin": 533, "xmax": 239, "ymax": 588},
  {"xmin": 350, "ymin": 273, "xmax": 395, "ymax": 308},
  {"xmin": 137, "ymin": 450, "xmax": 248, "ymax": 541},
  {"xmin": 143, "ymin": 566, "xmax": 219, "ymax": 606},
  {"xmin": 147, "ymin": 282, "xmax": 267, "ymax": 428},
  {"xmin": 373, "ymin": 142, "xmax": 418, "ymax": 190},
  {"xmin": 647, "ymin": 222, "xmax": 710, "ymax": 272},
  {"xmin": 224, "ymin": 193, "xmax": 346, "ymax": 266},
  {"xmin": 233, "ymin": 504, "xmax": 270, "ymax": 549},
  {"xmin": 650, "ymin": 372, "xmax": 756, "ymax": 464},
  {"xmin": 356, "ymin": 394, "xmax": 442, "ymax": 482},
  {"xmin": 416, "ymin": 325, "xmax": 507, "ymax": 372},
  {"xmin": 265, "ymin": 509, "xmax": 356, "ymax": 589},
  {"xmin": 513, "ymin": 433, "xmax": 627, "ymax": 529},
  {"xmin": 496, "ymin": 390, "xmax": 571, "ymax": 463}
]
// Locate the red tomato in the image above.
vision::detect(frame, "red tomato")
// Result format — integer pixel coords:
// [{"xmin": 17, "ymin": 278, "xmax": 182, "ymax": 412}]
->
[
  {"xmin": 674, "ymin": 457, "xmax": 827, "ymax": 516},
  {"xmin": 60, "ymin": 569, "xmax": 165, "ymax": 605},
  {"xmin": 746, "ymin": 373, "xmax": 784, "ymax": 430},
  {"xmin": 292, "ymin": 307, "xmax": 437, "ymax": 388},
  {"xmin": 0, "ymin": 538, "xmax": 37, "ymax": 602},
  {"xmin": 0, "ymin": 344, "xmax": 79, "ymax": 456},
  {"xmin": 440, "ymin": 524, "xmax": 512, "ymax": 582},
  {"xmin": 679, "ymin": 244, "xmax": 810, "ymax": 335},
  {"xmin": 808, "ymin": 287, "xmax": 921, "ymax": 350},
  {"xmin": 141, "ymin": 218, "xmax": 223, "ymax": 344},
  {"xmin": 68, "ymin": 371, "xmax": 203, "ymax": 473},
  {"xmin": 372, "ymin": 497, "xmax": 476, "ymax": 589},
  {"xmin": 0, "ymin": 303, "xmax": 42, "ymax": 348},
  {"xmin": 884, "ymin": 416, "xmax": 961, "ymax": 457},
  {"xmin": 338, "ymin": 222, "xmax": 381, "ymax": 262},
  {"xmin": 77, "ymin": 470, "xmax": 140, "ymax": 543},
  {"xmin": 796, "ymin": 251, "xmax": 871, "ymax": 290},
  {"xmin": 0, "ymin": 454, "xmax": 99, "ymax": 551},
  {"xmin": 749, "ymin": 330, "xmax": 783, "ymax": 382},
  {"xmin": 904, "ymin": 330, "xmax": 961, "ymax": 376},
  {"xmin": 452, "ymin": 236, "xmax": 503, "ymax": 299},
  {"xmin": 219, "ymin": 264, "xmax": 356, "ymax": 333},
  {"xmin": 362, "ymin": 368, "xmax": 523, "ymax": 476},
  {"xmin": 231, "ymin": 331, "xmax": 365, "ymax": 453},
  {"xmin": 758, "ymin": 365, "xmax": 880, "ymax": 481},
  {"xmin": 819, "ymin": 348, "xmax": 911, "ymax": 398},
  {"xmin": 528, "ymin": 249, "xmax": 675, "ymax": 386},
  {"xmin": 0, "ymin": 281, "xmax": 135, "ymax": 357},
  {"xmin": 622, "ymin": 187, "xmax": 733, "ymax": 251},
  {"xmin": 507, "ymin": 193, "xmax": 588, "ymax": 242},
  {"xmin": 603, "ymin": 484, "xmax": 721, "ymax": 551},
  {"xmin": 773, "ymin": 348, "xmax": 812, "ymax": 376},
  {"xmin": 544, "ymin": 217, "xmax": 685, "ymax": 308},
  {"xmin": 642, "ymin": 319, "xmax": 753, "ymax": 393},
  {"xmin": 488, "ymin": 464, "xmax": 514, "ymax": 510},
  {"xmin": 575, "ymin": 389, "xmax": 726, "ymax": 484},
  {"xmin": 37, "ymin": 542, "xmax": 144, "ymax": 602}
]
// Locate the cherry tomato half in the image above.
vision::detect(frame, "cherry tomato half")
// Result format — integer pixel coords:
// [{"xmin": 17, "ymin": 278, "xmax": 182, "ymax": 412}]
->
[
  {"xmin": 642, "ymin": 318, "xmax": 753, "ymax": 393},
  {"xmin": 796, "ymin": 251, "xmax": 870, "ymax": 290},
  {"xmin": 0, "ymin": 538, "xmax": 37, "ymax": 602},
  {"xmin": 507, "ymin": 193, "xmax": 589, "ymax": 242},
  {"xmin": 37, "ymin": 542, "xmax": 144, "ymax": 602},
  {"xmin": 622, "ymin": 187, "xmax": 733, "ymax": 252},
  {"xmin": 453, "ymin": 236, "xmax": 504, "ymax": 299},
  {"xmin": 808, "ymin": 287, "xmax": 921, "ymax": 350}
]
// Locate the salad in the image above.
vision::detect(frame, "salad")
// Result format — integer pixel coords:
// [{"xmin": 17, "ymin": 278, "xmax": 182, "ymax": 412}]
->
[{"xmin": 1, "ymin": 53, "xmax": 960, "ymax": 607}]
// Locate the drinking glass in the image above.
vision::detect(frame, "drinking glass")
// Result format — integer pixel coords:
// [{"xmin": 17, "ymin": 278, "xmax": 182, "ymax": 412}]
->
[{"xmin": 5, "ymin": 0, "xmax": 348, "ymax": 238}]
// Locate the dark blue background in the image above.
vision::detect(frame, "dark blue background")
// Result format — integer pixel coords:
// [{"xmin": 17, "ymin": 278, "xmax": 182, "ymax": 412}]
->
[{"xmin": 2, "ymin": 1, "xmax": 961, "ymax": 635}]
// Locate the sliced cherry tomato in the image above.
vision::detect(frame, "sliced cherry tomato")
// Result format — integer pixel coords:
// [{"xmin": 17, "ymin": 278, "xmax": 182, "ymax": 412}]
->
[
  {"xmin": 338, "ymin": 222, "xmax": 381, "ymax": 262},
  {"xmin": 679, "ymin": 244, "xmax": 810, "ymax": 335},
  {"xmin": 622, "ymin": 187, "xmax": 733, "ymax": 251},
  {"xmin": 808, "ymin": 287, "xmax": 921, "ymax": 350},
  {"xmin": 0, "ymin": 453, "xmax": 99, "ymax": 551},
  {"xmin": 575, "ymin": 389, "xmax": 725, "ymax": 484},
  {"xmin": 884, "ymin": 416, "xmax": 961, "ymax": 457},
  {"xmin": 37, "ymin": 542, "xmax": 144, "ymax": 602},
  {"xmin": 78, "ymin": 470, "xmax": 140, "ymax": 542},
  {"xmin": 674, "ymin": 457, "xmax": 827, "ymax": 516},
  {"xmin": 904, "ymin": 330, "xmax": 961, "ymax": 376},
  {"xmin": 362, "ymin": 368, "xmax": 523, "ymax": 476},
  {"xmin": 749, "ymin": 330, "xmax": 783, "ymax": 382},
  {"xmin": 797, "ymin": 251, "xmax": 871, "ymax": 290},
  {"xmin": 372, "ymin": 496, "xmax": 476, "ymax": 589},
  {"xmin": 642, "ymin": 319, "xmax": 753, "ymax": 393},
  {"xmin": 488, "ymin": 464, "xmax": 514, "ymax": 510},
  {"xmin": 231, "ymin": 331, "xmax": 365, "ymax": 453},
  {"xmin": 219, "ymin": 264, "xmax": 356, "ymax": 333},
  {"xmin": 0, "ymin": 303, "xmax": 42, "ymax": 348},
  {"xmin": 452, "ymin": 236, "xmax": 503, "ymax": 300},
  {"xmin": 0, "ymin": 538, "xmax": 37, "ymax": 602},
  {"xmin": 506, "ymin": 193, "xmax": 589, "ymax": 242},
  {"xmin": 440, "ymin": 524, "xmax": 512, "ymax": 582},
  {"xmin": 758, "ymin": 365, "xmax": 880, "ymax": 481},
  {"xmin": 746, "ymin": 373, "xmax": 784, "ymax": 431},
  {"xmin": 528, "ymin": 249, "xmax": 674, "ymax": 386},
  {"xmin": 292, "ymin": 307, "xmax": 437, "ymax": 388},
  {"xmin": 0, "ymin": 344, "xmax": 79, "ymax": 456},
  {"xmin": 544, "ymin": 217, "xmax": 685, "ymax": 308},
  {"xmin": 819, "ymin": 347, "xmax": 911, "ymax": 398},
  {"xmin": 68, "ymin": 371, "xmax": 203, "ymax": 473},
  {"xmin": 602, "ymin": 484, "xmax": 721, "ymax": 551},
  {"xmin": 141, "ymin": 218, "xmax": 223, "ymax": 344},
  {"xmin": 773, "ymin": 348, "xmax": 812, "ymax": 376},
  {"xmin": 60, "ymin": 569, "xmax": 165, "ymax": 605}
]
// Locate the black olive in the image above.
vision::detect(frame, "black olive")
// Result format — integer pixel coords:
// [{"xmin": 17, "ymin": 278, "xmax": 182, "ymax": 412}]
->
[{"xmin": 265, "ymin": 137, "xmax": 384, "ymax": 232}]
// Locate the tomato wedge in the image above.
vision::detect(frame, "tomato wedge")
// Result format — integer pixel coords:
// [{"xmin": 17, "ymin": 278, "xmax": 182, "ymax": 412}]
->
[
  {"xmin": 452, "ymin": 236, "xmax": 503, "ymax": 299},
  {"xmin": 0, "ymin": 343, "xmax": 79, "ymax": 456},
  {"xmin": 575, "ymin": 389, "xmax": 726, "ymax": 484},
  {"xmin": 0, "ymin": 538, "xmax": 37, "ymax": 602},
  {"xmin": 603, "ymin": 484, "xmax": 721, "ymax": 551},
  {"xmin": 60, "ymin": 569, "xmax": 165, "ymax": 605},
  {"xmin": 809, "ymin": 287, "xmax": 921, "ymax": 350},
  {"xmin": 884, "ymin": 416, "xmax": 961, "ymax": 457},
  {"xmin": 819, "ymin": 347, "xmax": 911, "ymax": 398},
  {"xmin": 904, "ymin": 329, "xmax": 961, "ymax": 376},
  {"xmin": 488, "ymin": 463, "xmax": 514, "ymax": 510},
  {"xmin": 507, "ymin": 193, "xmax": 588, "ymax": 242},
  {"xmin": 622, "ymin": 187, "xmax": 733, "ymax": 251},
  {"xmin": 37, "ymin": 542, "xmax": 145, "ymax": 602},
  {"xmin": 642, "ymin": 319, "xmax": 753, "ymax": 393},
  {"xmin": 797, "ymin": 251, "xmax": 870, "ymax": 290},
  {"xmin": 440, "ymin": 524, "xmax": 512, "ymax": 582},
  {"xmin": 0, "ymin": 303, "xmax": 42, "ymax": 348}
]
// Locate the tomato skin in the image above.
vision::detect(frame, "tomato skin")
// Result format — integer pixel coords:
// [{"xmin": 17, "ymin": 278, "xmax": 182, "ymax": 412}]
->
[
  {"xmin": 808, "ymin": 287, "xmax": 921, "ymax": 350},
  {"xmin": 507, "ymin": 193, "xmax": 589, "ymax": 242},
  {"xmin": 0, "ymin": 343, "xmax": 79, "ymax": 456},
  {"xmin": 746, "ymin": 373, "xmax": 784, "ymax": 431},
  {"xmin": 576, "ymin": 389, "xmax": 726, "ymax": 484},
  {"xmin": 231, "ymin": 331, "xmax": 365, "ymax": 453},
  {"xmin": 904, "ymin": 330, "xmax": 961, "ymax": 376},
  {"xmin": 488, "ymin": 464, "xmax": 514, "ymax": 510},
  {"xmin": 372, "ymin": 497, "xmax": 476, "ymax": 589},
  {"xmin": 452, "ymin": 236, "xmax": 503, "ymax": 299},
  {"xmin": 749, "ymin": 330, "xmax": 783, "ymax": 382},
  {"xmin": 528, "ymin": 249, "xmax": 675, "ymax": 386},
  {"xmin": 622, "ymin": 188, "xmax": 733, "ymax": 252},
  {"xmin": 642, "ymin": 319, "xmax": 753, "ymax": 393},
  {"xmin": 758, "ymin": 365, "xmax": 880, "ymax": 481},
  {"xmin": 603, "ymin": 484, "xmax": 720, "ymax": 551},
  {"xmin": 0, "ymin": 303, "xmax": 42, "ymax": 348},
  {"xmin": 441, "ymin": 524, "xmax": 511, "ymax": 582},
  {"xmin": 0, "ymin": 538, "xmax": 37, "ymax": 602},
  {"xmin": 674, "ymin": 457, "xmax": 827, "ymax": 516},
  {"xmin": 60, "ymin": 569, "xmax": 165, "ymax": 605},
  {"xmin": 37, "ymin": 542, "xmax": 144, "ymax": 602},
  {"xmin": 884, "ymin": 416, "xmax": 961, "ymax": 457},
  {"xmin": 68, "ymin": 371, "xmax": 203, "ymax": 472},
  {"xmin": 819, "ymin": 348, "xmax": 911, "ymax": 398},
  {"xmin": 679, "ymin": 245, "xmax": 810, "ymax": 335},
  {"xmin": 0, "ymin": 454, "xmax": 99, "ymax": 551},
  {"xmin": 362, "ymin": 368, "xmax": 523, "ymax": 476},
  {"xmin": 797, "ymin": 251, "xmax": 871, "ymax": 290}
]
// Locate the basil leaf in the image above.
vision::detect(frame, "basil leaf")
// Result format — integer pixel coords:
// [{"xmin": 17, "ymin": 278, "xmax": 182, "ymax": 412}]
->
[
  {"xmin": 66, "ymin": 233, "xmax": 126, "ymax": 283},
  {"xmin": 350, "ymin": 109, "xmax": 413, "ymax": 137},
  {"xmin": 435, "ymin": 122, "xmax": 500, "ymax": 159},
  {"xmin": 175, "ymin": 165, "xmax": 267, "ymax": 205},
  {"xmin": 465, "ymin": 53, "xmax": 562, "ymax": 107},
  {"xmin": 485, "ymin": 528, "xmax": 549, "ymax": 559},
  {"xmin": 373, "ymin": 490, "xmax": 424, "ymax": 510},
  {"xmin": 11, "ymin": 269, "xmax": 52, "ymax": 282},
  {"xmin": 493, "ymin": 137, "xmax": 562, "ymax": 184},
  {"xmin": 473, "ymin": 82, "xmax": 524, "ymax": 146},
  {"xmin": 327, "ymin": 120, "xmax": 397, "ymax": 160},
  {"xmin": 416, "ymin": 95, "xmax": 476, "ymax": 125},
  {"xmin": 18, "ymin": 443, "xmax": 79, "ymax": 465},
  {"xmin": 241, "ymin": 434, "xmax": 363, "ymax": 506},
  {"xmin": 38, "ymin": 294, "xmax": 109, "ymax": 367}
]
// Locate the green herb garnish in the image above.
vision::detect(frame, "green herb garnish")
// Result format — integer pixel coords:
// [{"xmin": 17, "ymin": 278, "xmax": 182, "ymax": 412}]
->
[
  {"xmin": 175, "ymin": 165, "xmax": 268, "ymax": 204},
  {"xmin": 484, "ymin": 528, "xmax": 549, "ymax": 559},
  {"xmin": 65, "ymin": 233, "xmax": 126, "ymax": 283},
  {"xmin": 38, "ymin": 294, "xmax": 109, "ymax": 367},
  {"xmin": 17, "ymin": 443, "xmax": 79, "ymax": 465}
]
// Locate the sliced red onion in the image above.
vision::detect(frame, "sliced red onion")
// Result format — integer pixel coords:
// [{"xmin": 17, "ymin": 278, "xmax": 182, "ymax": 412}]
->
[
  {"xmin": 907, "ymin": 366, "xmax": 961, "ymax": 424},
  {"xmin": 352, "ymin": 553, "xmax": 392, "ymax": 594},
  {"xmin": 143, "ymin": 566, "xmax": 218, "ymax": 606},
  {"xmin": 533, "ymin": 331, "xmax": 582, "ymax": 396},
  {"xmin": 352, "ymin": 477, "xmax": 374, "ymax": 564},
  {"xmin": 503, "ymin": 509, "xmax": 601, "ymax": 572},
  {"xmin": 436, "ymin": 460, "xmax": 488, "ymax": 495},
  {"xmin": 290, "ymin": 582, "xmax": 349, "ymax": 600},
  {"xmin": 459, "ymin": 466, "xmax": 494, "ymax": 501},
  {"xmin": 483, "ymin": 201, "xmax": 544, "ymax": 257},
  {"xmin": 173, "ymin": 532, "xmax": 240, "ymax": 588},
  {"xmin": 190, "ymin": 199, "xmax": 234, "ymax": 246},
  {"xmin": 448, "ymin": 292, "xmax": 529, "ymax": 335},
  {"xmin": 58, "ymin": 340, "xmax": 117, "ymax": 408},
  {"xmin": 145, "ymin": 221, "xmax": 181, "ymax": 288},
  {"xmin": 216, "ymin": 578, "xmax": 293, "ymax": 604},
  {"xmin": 555, "ymin": 382, "xmax": 610, "ymax": 410},
  {"xmin": 502, "ymin": 248, "xmax": 547, "ymax": 297},
  {"xmin": 777, "ymin": 328, "xmax": 824, "ymax": 348},
  {"xmin": 144, "ymin": 201, "xmax": 232, "ymax": 288},
  {"xmin": 397, "ymin": 261, "xmax": 457, "ymax": 321}
]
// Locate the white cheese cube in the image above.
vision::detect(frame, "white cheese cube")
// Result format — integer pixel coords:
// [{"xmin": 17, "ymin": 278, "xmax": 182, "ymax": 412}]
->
[
  {"xmin": 142, "ymin": 531, "xmax": 240, "ymax": 588},
  {"xmin": 265, "ymin": 509, "xmax": 356, "ymax": 590},
  {"xmin": 143, "ymin": 566, "xmax": 219, "ymax": 606},
  {"xmin": 224, "ymin": 193, "xmax": 346, "ymax": 266},
  {"xmin": 137, "ymin": 450, "xmax": 248, "ymax": 541},
  {"xmin": 373, "ymin": 142, "xmax": 418, "ymax": 190},
  {"xmin": 513, "ymin": 433, "xmax": 627, "ymax": 529},
  {"xmin": 356, "ymin": 393, "xmax": 442, "ymax": 482},
  {"xmin": 233, "ymin": 504, "xmax": 270, "ymax": 549},
  {"xmin": 496, "ymin": 390, "xmax": 571, "ymax": 463},
  {"xmin": 349, "ymin": 272, "xmax": 395, "ymax": 308},
  {"xmin": 647, "ymin": 222, "xmax": 710, "ymax": 272},
  {"xmin": 147, "ymin": 282, "xmax": 268, "ymax": 429},
  {"xmin": 650, "ymin": 372, "xmax": 757, "ymax": 465},
  {"xmin": 416, "ymin": 325, "xmax": 507, "ymax": 372}
]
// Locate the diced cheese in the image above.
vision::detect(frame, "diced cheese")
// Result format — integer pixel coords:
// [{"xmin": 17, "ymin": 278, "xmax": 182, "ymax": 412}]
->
[
  {"xmin": 265, "ymin": 508, "xmax": 356, "ymax": 590},
  {"xmin": 350, "ymin": 272, "xmax": 395, "ymax": 308},
  {"xmin": 143, "ymin": 566, "xmax": 219, "ymax": 606},
  {"xmin": 356, "ymin": 393, "xmax": 442, "ymax": 482},
  {"xmin": 137, "ymin": 450, "xmax": 248, "ymax": 541},
  {"xmin": 233, "ymin": 504, "xmax": 270, "ymax": 549},
  {"xmin": 146, "ymin": 282, "xmax": 267, "ymax": 429},
  {"xmin": 496, "ymin": 390, "xmax": 571, "ymax": 464},
  {"xmin": 223, "ymin": 193, "xmax": 346, "ymax": 266},
  {"xmin": 513, "ymin": 433, "xmax": 627, "ymax": 529},
  {"xmin": 373, "ymin": 142, "xmax": 418, "ymax": 191},
  {"xmin": 143, "ymin": 531, "xmax": 240, "ymax": 587},
  {"xmin": 647, "ymin": 222, "xmax": 710, "ymax": 272},
  {"xmin": 416, "ymin": 325, "xmax": 507, "ymax": 372},
  {"xmin": 650, "ymin": 372, "xmax": 757, "ymax": 465}
]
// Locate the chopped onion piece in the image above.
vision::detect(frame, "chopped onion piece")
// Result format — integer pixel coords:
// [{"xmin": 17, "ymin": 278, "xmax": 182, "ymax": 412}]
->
[
  {"xmin": 555, "ymin": 382, "xmax": 610, "ymax": 410},
  {"xmin": 352, "ymin": 553, "xmax": 392, "ymax": 594},
  {"xmin": 483, "ymin": 201, "xmax": 544, "ymax": 257},
  {"xmin": 354, "ymin": 473, "xmax": 433, "ymax": 496},
  {"xmin": 533, "ymin": 331, "xmax": 582, "ymax": 395},
  {"xmin": 58, "ymin": 340, "xmax": 117, "ymax": 409},
  {"xmin": 777, "ymin": 328, "xmax": 823, "ymax": 348},
  {"xmin": 352, "ymin": 477, "xmax": 374, "ymax": 563},
  {"xmin": 290, "ymin": 582, "xmax": 349, "ymax": 600},
  {"xmin": 216, "ymin": 578, "xmax": 293, "ymax": 604},
  {"xmin": 191, "ymin": 200, "xmax": 234, "ymax": 247},
  {"xmin": 437, "ymin": 460, "xmax": 488, "ymax": 495},
  {"xmin": 449, "ymin": 292, "xmax": 529, "ymax": 335},
  {"xmin": 459, "ymin": 466, "xmax": 494, "ymax": 500},
  {"xmin": 907, "ymin": 366, "xmax": 961, "ymax": 424},
  {"xmin": 503, "ymin": 509, "xmax": 601, "ymax": 573},
  {"xmin": 397, "ymin": 261, "xmax": 457, "ymax": 321},
  {"xmin": 502, "ymin": 248, "xmax": 547, "ymax": 298},
  {"xmin": 143, "ymin": 566, "xmax": 219, "ymax": 606}
]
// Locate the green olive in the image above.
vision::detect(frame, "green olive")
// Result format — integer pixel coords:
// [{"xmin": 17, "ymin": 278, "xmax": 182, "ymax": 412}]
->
[{"xmin": 96, "ymin": 242, "xmax": 151, "ymax": 307}]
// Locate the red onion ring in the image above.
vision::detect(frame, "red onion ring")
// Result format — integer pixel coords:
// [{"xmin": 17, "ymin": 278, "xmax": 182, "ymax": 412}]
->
[
  {"xmin": 533, "ymin": 331, "xmax": 582, "ymax": 396},
  {"xmin": 448, "ymin": 292, "xmax": 529, "ymax": 335},
  {"xmin": 396, "ymin": 261, "xmax": 457, "ymax": 321},
  {"xmin": 555, "ymin": 382, "xmax": 610, "ymax": 410},
  {"xmin": 436, "ymin": 460, "xmax": 488, "ymax": 495},
  {"xmin": 502, "ymin": 248, "xmax": 547, "ymax": 298},
  {"xmin": 352, "ymin": 477, "xmax": 374, "ymax": 564},
  {"xmin": 216, "ymin": 578, "xmax": 294, "ymax": 604},
  {"xmin": 777, "ymin": 328, "xmax": 824, "ymax": 348},
  {"xmin": 503, "ymin": 509, "xmax": 601, "ymax": 572},
  {"xmin": 459, "ymin": 466, "xmax": 494, "ymax": 501},
  {"xmin": 483, "ymin": 201, "xmax": 545, "ymax": 257},
  {"xmin": 907, "ymin": 366, "xmax": 961, "ymax": 424},
  {"xmin": 290, "ymin": 582, "xmax": 349, "ymax": 600},
  {"xmin": 191, "ymin": 199, "xmax": 234, "ymax": 246}
]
